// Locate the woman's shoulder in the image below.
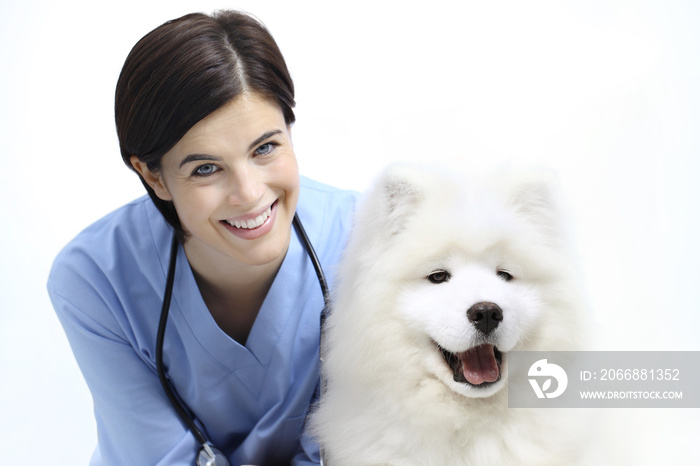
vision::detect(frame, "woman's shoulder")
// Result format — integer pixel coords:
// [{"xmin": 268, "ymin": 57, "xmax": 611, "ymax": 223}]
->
[
  {"xmin": 300, "ymin": 175, "xmax": 358, "ymax": 197},
  {"xmin": 297, "ymin": 176, "xmax": 359, "ymax": 258},
  {"xmin": 298, "ymin": 176, "xmax": 358, "ymax": 218},
  {"xmin": 48, "ymin": 196, "xmax": 170, "ymax": 297}
]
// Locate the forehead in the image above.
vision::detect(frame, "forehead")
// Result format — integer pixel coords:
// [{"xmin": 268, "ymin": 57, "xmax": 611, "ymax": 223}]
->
[{"xmin": 172, "ymin": 93, "xmax": 286, "ymax": 155}]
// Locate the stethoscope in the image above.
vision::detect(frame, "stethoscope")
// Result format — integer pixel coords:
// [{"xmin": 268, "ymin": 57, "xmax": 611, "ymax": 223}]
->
[{"xmin": 156, "ymin": 213, "xmax": 329, "ymax": 466}]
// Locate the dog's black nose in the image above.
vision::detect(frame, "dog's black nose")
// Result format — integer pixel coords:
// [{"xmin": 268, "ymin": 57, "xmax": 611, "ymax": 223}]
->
[{"xmin": 467, "ymin": 302, "xmax": 503, "ymax": 335}]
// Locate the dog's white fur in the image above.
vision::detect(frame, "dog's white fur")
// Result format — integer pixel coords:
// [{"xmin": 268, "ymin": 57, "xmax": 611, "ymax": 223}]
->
[{"xmin": 310, "ymin": 164, "xmax": 596, "ymax": 465}]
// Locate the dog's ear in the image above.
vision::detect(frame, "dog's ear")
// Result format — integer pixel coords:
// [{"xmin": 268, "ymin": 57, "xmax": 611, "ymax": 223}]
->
[
  {"xmin": 371, "ymin": 163, "xmax": 426, "ymax": 235},
  {"xmin": 383, "ymin": 164, "xmax": 425, "ymax": 234},
  {"xmin": 501, "ymin": 168, "xmax": 567, "ymax": 238}
]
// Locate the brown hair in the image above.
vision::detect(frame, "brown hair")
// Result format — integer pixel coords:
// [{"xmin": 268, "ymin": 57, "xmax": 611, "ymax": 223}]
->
[{"xmin": 115, "ymin": 10, "xmax": 295, "ymax": 240}]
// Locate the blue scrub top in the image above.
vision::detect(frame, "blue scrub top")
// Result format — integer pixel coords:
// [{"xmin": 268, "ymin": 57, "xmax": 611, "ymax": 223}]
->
[{"xmin": 47, "ymin": 176, "xmax": 357, "ymax": 465}]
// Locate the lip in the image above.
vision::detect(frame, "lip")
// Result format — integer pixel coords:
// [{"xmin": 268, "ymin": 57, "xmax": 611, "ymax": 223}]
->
[{"xmin": 220, "ymin": 200, "xmax": 278, "ymax": 240}]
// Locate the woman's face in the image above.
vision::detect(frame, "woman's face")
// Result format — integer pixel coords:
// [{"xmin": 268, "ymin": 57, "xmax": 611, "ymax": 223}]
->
[{"xmin": 132, "ymin": 92, "xmax": 300, "ymax": 270}]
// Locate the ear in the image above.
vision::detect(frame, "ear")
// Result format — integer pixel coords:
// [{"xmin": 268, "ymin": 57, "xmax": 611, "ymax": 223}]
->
[
  {"xmin": 130, "ymin": 156, "xmax": 173, "ymax": 201},
  {"xmin": 500, "ymin": 168, "xmax": 565, "ymax": 236},
  {"xmin": 373, "ymin": 163, "xmax": 426, "ymax": 235}
]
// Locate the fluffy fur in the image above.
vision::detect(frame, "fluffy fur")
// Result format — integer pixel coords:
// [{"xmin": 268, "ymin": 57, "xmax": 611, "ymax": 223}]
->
[{"xmin": 310, "ymin": 163, "xmax": 594, "ymax": 465}]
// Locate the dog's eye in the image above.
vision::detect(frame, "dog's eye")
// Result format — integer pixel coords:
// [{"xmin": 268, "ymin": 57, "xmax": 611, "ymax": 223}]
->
[
  {"xmin": 427, "ymin": 270, "xmax": 451, "ymax": 284},
  {"xmin": 497, "ymin": 270, "xmax": 513, "ymax": 282}
]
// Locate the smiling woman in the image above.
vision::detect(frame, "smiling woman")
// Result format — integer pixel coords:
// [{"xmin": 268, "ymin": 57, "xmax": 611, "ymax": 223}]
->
[
  {"xmin": 115, "ymin": 11, "xmax": 297, "ymax": 244},
  {"xmin": 131, "ymin": 94, "xmax": 300, "ymax": 271},
  {"xmin": 46, "ymin": 9, "xmax": 357, "ymax": 466}
]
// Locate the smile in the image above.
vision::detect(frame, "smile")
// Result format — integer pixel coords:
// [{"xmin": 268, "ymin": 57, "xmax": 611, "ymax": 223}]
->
[
  {"xmin": 224, "ymin": 205, "xmax": 273, "ymax": 230},
  {"xmin": 220, "ymin": 200, "xmax": 278, "ymax": 240}
]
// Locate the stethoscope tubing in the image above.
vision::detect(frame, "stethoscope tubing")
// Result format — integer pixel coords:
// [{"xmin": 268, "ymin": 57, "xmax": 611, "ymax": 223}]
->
[{"xmin": 292, "ymin": 213, "xmax": 330, "ymax": 312}]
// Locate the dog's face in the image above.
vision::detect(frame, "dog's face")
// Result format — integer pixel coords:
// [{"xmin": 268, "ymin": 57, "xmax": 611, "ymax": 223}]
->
[
  {"xmin": 360, "ymin": 164, "xmax": 571, "ymax": 399},
  {"xmin": 334, "ymin": 164, "xmax": 580, "ymax": 400},
  {"xmin": 397, "ymin": 254, "xmax": 543, "ymax": 398}
]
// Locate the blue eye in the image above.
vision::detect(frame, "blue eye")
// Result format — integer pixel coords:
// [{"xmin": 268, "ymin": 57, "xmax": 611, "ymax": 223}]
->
[
  {"xmin": 193, "ymin": 163, "xmax": 219, "ymax": 177},
  {"xmin": 255, "ymin": 142, "xmax": 277, "ymax": 156}
]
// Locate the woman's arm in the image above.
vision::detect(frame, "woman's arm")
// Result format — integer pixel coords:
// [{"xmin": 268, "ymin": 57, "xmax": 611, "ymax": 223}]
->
[{"xmin": 48, "ymin": 281, "xmax": 199, "ymax": 465}]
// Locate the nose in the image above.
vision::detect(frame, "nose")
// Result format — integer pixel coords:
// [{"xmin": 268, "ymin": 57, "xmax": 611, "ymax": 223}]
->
[
  {"xmin": 227, "ymin": 165, "xmax": 265, "ymax": 206},
  {"xmin": 467, "ymin": 302, "xmax": 503, "ymax": 335}
]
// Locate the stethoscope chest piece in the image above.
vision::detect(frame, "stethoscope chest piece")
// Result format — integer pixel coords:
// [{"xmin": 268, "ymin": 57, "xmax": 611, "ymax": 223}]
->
[{"xmin": 197, "ymin": 444, "xmax": 230, "ymax": 466}]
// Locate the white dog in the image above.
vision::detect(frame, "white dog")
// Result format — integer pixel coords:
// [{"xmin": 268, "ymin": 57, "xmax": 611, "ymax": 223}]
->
[{"xmin": 310, "ymin": 164, "xmax": 595, "ymax": 465}]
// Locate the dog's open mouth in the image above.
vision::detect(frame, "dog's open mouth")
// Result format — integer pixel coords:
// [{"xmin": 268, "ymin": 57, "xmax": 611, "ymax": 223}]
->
[{"xmin": 439, "ymin": 343, "xmax": 503, "ymax": 387}]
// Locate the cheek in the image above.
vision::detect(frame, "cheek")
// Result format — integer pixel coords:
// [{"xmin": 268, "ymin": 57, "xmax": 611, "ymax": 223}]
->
[
  {"xmin": 169, "ymin": 185, "xmax": 223, "ymax": 229},
  {"xmin": 275, "ymin": 156, "xmax": 300, "ymax": 209},
  {"xmin": 494, "ymin": 285, "xmax": 543, "ymax": 347},
  {"xmin": 277, "ymin": 154, "xmax": 300, "ymax": 189},
  {"xmin": 398, "ymin": 284, "xmax": 471, "ymax": 342}
]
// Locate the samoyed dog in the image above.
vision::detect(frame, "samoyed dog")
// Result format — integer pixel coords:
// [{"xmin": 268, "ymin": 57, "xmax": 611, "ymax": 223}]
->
[{"xmin": 310, "ymin": 163, "xmax": 595, "ymax": 465}]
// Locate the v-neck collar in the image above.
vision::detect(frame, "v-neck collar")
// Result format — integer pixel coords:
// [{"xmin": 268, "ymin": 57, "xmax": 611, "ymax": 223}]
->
[{"xmin": 169, "ymin": 227, "xmax": 315, "ymax": 373}]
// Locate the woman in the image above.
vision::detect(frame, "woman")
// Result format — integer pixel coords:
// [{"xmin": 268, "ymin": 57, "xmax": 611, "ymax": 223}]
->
[{"xmin": 47, "ymin": 10, "xmax": 356, "ymax": 465}]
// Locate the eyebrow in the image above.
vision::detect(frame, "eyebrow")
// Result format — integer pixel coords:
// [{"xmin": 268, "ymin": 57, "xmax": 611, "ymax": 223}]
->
[
  {"xmin": 179, "ymin": 153, "xmax": 223, "ymax": 168},
  {"xmin": 178, "ymin": 130, "xmax": 285, "ymax": 168},
  {"xmin": 248, "ymin": 130, "xmax": 284, "ymax": 151}
]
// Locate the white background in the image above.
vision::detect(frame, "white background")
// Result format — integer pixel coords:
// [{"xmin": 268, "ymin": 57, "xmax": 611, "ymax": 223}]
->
[{"xmin": 1, "ymin": 0, "xmax": 698, "ymax": 463}]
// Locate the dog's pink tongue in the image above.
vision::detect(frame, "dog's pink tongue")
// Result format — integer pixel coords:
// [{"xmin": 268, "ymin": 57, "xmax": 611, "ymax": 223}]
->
[{"xmin": 459, "ymin": 344, "xmax": 499, "ymax": 385}]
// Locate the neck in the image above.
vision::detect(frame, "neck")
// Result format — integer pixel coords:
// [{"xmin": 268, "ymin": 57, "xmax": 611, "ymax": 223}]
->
[
  {"xmin": 193, "ymin": 253, "xmax": 282, "ymax": 300},
  {"xmin": 182, "ymin": 238, "xmax": 289, "ymax": 343}
]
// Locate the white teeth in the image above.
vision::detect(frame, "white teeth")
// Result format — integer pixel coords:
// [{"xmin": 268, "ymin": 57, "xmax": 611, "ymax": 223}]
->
[{"xmin": 227, "ymin": 206, "xmax": 272, "ymax": 229}]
